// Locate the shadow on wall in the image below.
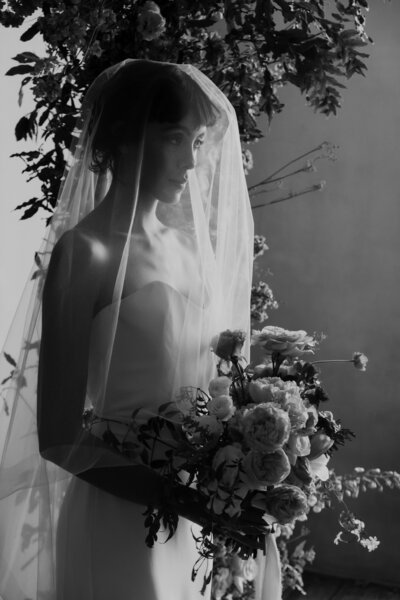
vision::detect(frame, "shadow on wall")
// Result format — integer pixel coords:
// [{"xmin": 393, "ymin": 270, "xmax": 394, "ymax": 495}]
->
[{"xmin": 247, "ymin": 4, "xmax": 400, "ymax": 586}]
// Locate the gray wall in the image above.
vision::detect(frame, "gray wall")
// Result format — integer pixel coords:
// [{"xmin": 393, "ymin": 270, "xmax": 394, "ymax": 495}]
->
[{"xmin": 249, "ymin": 5, "xmax": 400, "ymax": 585}]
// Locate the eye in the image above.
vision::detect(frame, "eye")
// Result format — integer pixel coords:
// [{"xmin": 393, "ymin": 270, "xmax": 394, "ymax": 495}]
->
[
  {"xmin": 166, "ymin": 133, "xmax": 183, "ymax": 145},
  {"xmin": 194, "ymin": 137, "xmax": 205, "ymax": 150}
]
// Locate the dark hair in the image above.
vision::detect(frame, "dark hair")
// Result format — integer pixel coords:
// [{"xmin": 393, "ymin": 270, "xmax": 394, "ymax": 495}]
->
[{"xmin": 88, "ymin": 61, "xmax": 220, "ymax": 173}]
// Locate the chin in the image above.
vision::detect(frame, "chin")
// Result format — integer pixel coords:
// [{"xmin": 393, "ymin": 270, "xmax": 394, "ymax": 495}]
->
[{"xmin": 158, "ymin": 191, "xmax": 183, "ymax": 205}]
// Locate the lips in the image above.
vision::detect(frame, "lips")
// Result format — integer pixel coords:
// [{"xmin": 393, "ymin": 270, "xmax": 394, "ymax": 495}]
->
[{"xmin": 170, "ymin": 178, "xmax": 188, "ymax": 186}]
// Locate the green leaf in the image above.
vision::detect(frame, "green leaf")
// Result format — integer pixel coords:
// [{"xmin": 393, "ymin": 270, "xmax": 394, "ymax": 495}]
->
[
  {"xmin": 5, "ymin": 64, "xmax": 34, "ymax": 76},
  {"xmin": 34, "ymin": 252, "xmax": 42, "ymax": 268},
  {"xmin": 15, "ymin": 197, "xmax": 38, "ymax": 211},
  {"xmin": 12, "ymin": 52, "xmax": 39, "ymax": 64},
  {"xmin": 20, "ymin": 21, "xmax": 40, "ymax": 42},
  {"xmin": 4, "ymin": 352, "xmax": 17, "ymax": 367},
  {"xmin": 15, "ymin": 116, "xmax": 31, "ymax": 141},
  {"xmin": 20, "ymin": 205, "xmax": 39, "ymax": 220}
]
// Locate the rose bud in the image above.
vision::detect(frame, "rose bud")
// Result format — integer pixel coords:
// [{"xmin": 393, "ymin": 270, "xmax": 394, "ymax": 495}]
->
[{"xmin": 211, "ymin": 329, "xmax": 246, "ymax": 361}]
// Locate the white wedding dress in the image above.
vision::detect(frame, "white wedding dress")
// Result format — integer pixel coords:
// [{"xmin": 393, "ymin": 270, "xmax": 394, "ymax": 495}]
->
[{"xmin": 56, "ymin": 281, "xmax": 212, "ymax": 600}]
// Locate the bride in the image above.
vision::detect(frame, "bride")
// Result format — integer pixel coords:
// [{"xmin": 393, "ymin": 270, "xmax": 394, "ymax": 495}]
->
[{"xmin": 0, "ymin": 60, "xmax": 279, "ymax": 599}]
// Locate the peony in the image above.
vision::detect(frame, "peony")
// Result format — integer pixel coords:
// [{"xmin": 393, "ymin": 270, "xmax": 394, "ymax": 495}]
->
[
  {"xmin": 247, "ymin": 377, "xmax": 297, "ymax": 404},
  {"xmin": 352, "ymin": 352, "xmax": 368, "ymax": 371},
  {"xmin": 242, "ymin": 403, "xmax": 291, "ymax": 453},
  {"xmin": 207, "ymin": 394, "xmax": 235, "ymax": 421},
  {"xmin": 251, "ymin": 326, "xmax": 316, "ymax": 358},
  {"xmin": 137, "ymin": 1, "xmax": 166, "ymax": 41},
  {"xmin": 211, "ymin": 329, "xmax": 246, "ymax": 361},
  {"xmin": 212, "ymin": 445, "xmax": 244, "ymax": 489},
  {"xmin": 249, "ymin": 377, "xmax": 307, "ymax": 429},
  {"xmin": 209, "ymin": 375, "xmax": 231, "ymax": 398},
  {"xmin": 241, "ymin": 448, "xmax": 291, "ymax": 488},
  {"xmin": 284, "ymin": 395, "xmax": 309, "ymax": 431},
  {"xmin": 247, "ymin": 378, "xmax": 274, "ymax": 404},
  {"xmin": 251, "ymin": 484, "xmax": 309, "ymax": 524}
]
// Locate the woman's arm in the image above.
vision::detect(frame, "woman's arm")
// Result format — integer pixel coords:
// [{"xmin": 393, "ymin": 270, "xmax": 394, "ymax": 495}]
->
[
  {"xmin": 37, "ymin": 230, "xmax": 202, "ymax": 512},
  {"xmin": 38, "ymin": 229, "xmax": 101, "ymax": 461}
]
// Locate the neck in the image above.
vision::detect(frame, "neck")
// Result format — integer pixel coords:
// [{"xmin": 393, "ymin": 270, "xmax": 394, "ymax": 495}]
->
[{"xmin": 103, "ymin": 166, "xmax": 162, "ymax": 237}]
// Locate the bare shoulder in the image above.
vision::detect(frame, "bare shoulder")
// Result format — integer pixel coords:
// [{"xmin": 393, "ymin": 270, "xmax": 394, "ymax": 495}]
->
[{"xmin": 46, "ymin": 226, "xmax": 110, "ymax": 301}]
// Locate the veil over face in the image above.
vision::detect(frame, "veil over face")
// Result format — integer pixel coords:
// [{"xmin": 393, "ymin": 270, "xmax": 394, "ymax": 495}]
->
[{"xmin": 0, "ymin": 59, "xmax": 254, "ymax": 599}]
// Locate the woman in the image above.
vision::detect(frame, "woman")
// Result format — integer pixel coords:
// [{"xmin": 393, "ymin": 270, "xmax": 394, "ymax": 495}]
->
[{"xmin": 0, "ymin": 60, "xmax": 256, "ymax": 600}]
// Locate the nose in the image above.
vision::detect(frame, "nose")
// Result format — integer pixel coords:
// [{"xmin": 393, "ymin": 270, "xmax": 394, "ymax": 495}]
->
[{"xmin": 180, "ymin": 143, "xmax": 196, "ymax": 171}]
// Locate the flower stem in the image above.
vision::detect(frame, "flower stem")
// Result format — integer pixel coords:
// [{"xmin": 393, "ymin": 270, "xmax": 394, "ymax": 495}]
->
[
  {"xmin": 250, "ymin": 184, "xmax": 323, "ymax": 209},
  {"xmin": 311, "ymin": 359, "xmax": 353, "ymax": 365},
  {"xmin": 248, "ymin": 144, "xmax": 325, "ymax": 192}
]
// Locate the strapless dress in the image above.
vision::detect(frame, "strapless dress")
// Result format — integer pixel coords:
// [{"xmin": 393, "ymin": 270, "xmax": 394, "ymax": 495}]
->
[{"xmin": 56, "ymin": 281, "xmax": 213, "ymax": 600}]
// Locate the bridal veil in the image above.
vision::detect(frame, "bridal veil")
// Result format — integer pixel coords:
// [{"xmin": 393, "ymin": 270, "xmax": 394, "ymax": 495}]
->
[{"xmin": 0, "ymin": 59, "xmax": 256, "ymax": 598}]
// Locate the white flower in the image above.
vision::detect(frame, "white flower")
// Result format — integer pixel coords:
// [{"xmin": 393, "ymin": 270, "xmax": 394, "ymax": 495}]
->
[
  {"xmin": 211, "ymin": 329, "xmax": 246, "ymax": 360},
  {"xmin": 207, "ymin": 394, "xmax": 236, "ymax": 421},
  {"xmin": 251, "ymin": 326, "xmax": 316, "ymax": 358},
  {"xmin": 352, "ymin": 352, "xmax": 368, "ymax": 371},
  {"xmin": 248, "ymin": 378, "xmax": 308, "ymax": 431},
  {"xmin": 333, "ymin": 532, "xmax": 342, "ymax": 545},
  {"xmin": 287, "ymin": 433, "xmax": 311, "ymax": 458},
  {"xmin": 242, "ymin": 148, "xmax": 254, "ymax": 175},
  {"xmin": 137, "ymin": 1, "xmax": 166, "ymax": 41},
  {"xmin": 360, "ymin": 536, "xmax": 380, "ymax": 552},
  {"xmin": 309, "ymin": 453, "xmax": 330, "ymax": 481},
  {"xmin": 208, "ymin": 376, "xmax": 231, "ymax": 398}
]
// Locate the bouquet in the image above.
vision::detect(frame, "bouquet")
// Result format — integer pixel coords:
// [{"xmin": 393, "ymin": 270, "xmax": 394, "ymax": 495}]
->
[{"xmin": 84, "ymin": 324, "xmax": 368, "ymax": 597}]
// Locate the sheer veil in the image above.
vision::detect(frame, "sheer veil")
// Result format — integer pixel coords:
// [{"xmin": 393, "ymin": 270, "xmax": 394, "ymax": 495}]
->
[{"xmin": 0, "ymin": 60, "xmax": 256, "ymax": 599}]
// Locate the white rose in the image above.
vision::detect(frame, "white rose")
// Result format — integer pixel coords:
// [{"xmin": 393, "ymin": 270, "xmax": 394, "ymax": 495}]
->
[
  {"xmin": 208, "ymin": 376, "xmax": 231, "ymax": 398},
  {"xmin": 251, "ymin": 326, "xmax": 316, "ymax": 357},
  {"xmin": 248, "ymin": 378, "xmax": 275, "ymax": 404},
  {"xmin": 207, "ymin": 394, "xmax": 236, "ymax": 421}
]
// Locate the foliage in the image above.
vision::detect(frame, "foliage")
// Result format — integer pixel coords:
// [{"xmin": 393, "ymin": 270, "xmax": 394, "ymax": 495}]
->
[{"xmin": 1, "ymin": 0, "xmax": 372, "ymax": 219}]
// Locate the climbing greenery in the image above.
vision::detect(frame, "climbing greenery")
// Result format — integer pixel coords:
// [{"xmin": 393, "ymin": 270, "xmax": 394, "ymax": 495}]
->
[{"xmin": 1, "ymin": 0, "xmax": 371, "ymax": 219}]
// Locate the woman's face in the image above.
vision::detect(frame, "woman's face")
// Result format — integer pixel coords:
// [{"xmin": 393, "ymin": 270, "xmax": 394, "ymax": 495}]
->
[{"xmin": 140, "ymin": 112, "xmax": 207, "ymax": 204}]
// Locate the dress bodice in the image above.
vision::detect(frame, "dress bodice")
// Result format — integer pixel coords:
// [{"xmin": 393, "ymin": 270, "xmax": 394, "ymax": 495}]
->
[{"xmin": 86, "ymin": 280, "xmax": 214, "ymax": 423}]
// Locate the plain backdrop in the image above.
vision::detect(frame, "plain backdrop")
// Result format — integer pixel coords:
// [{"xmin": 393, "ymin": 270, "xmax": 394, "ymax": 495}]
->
[
  {"xmin": 1, "ymin": 3, "xmax": 400, "ymax": 586},
  {"xmin": 247, "ymin": 3, "xmax": 400, "ymax": 585}
]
